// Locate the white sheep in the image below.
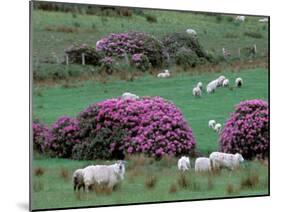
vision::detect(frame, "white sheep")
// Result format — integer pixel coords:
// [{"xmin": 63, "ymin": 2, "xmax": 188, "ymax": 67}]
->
[
  {"xmin": 197, "ymin": 82, "xmax": 203, "ymax": 90},
  {"xmin": 177, "ymin": 156, "xmax": 191, "ymax": 172},
  {"xmin": 235, "ymin": 16, "xmax": 246, "ymax": 22},
  {"xmin": 214, "ymin": 123, "xmax": 222, "ymax": 133},
  {"xmin": 258, "ymin": 18, "xmax": 268, "ymax": 23},
  {"xmin": 192, "ymin": 86, "xmax": 202, "ymax": 97},
  {"xmin": 157, "ymin": 69, "xmax": 170, "ymax": 78},
  {"xmin": 209, "ymin": 152, "xmax": 244, "ymax": 170},
  {"xmin": 122, "ymin": 92, "xmax": 139, "ymax": 100},
  {"xmin": 206, "ymin": 79, "xmax": 218, "ymax": 93},
  {"xmin": 208, "ymin": 120, "xmax": 216, "ymax": 129},
  {"xmin": 195, "ymin": 157, "xmax": 211, "ymax": 172},
  {"xmin": 83, "ymin": 161, "xmax": 125, "ymax": 192},
  {"xmin": 186, "ymin": 28, "xmax": 197, "ymax": 37},
  {"xmin": 222, "ymin": 79, "xmax": 229, "ymax": 87},
  {"xmin": 217, "ymin": 75, "xmax": 226, "ymax": 87},
  {"xmin": 73, "ymin": 168, "xmax": 85, "ymax": 192},
  {"xmin": 235, "ymin": 77, "xmax": 243, "ymax": 87}
]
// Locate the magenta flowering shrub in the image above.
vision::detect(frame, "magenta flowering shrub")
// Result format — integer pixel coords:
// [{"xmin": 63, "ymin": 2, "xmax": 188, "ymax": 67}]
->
[
  {"xmin": 131, "ymin": 53, "xmax": 151, "ymax": 71},
  {"xmin": 64, "ymin": 43, "xmax": 100, "ymax": 65},
  {"xmin": 78, "ymin": 97, "xmax": 196, "ymax": 159},
  {"xmin": 219, "ymin": 99, "xmax": 269, "ymax": 159},
  {"xmin": 49, "ymin": 116, "xmax": 81, "ymax": 158},
  {"xmin": 32, "ymin": 121, "xmax": 52, "ymax": 153},
  {"xmin": 96, "ymin": 32, "xmax": 165, "ymax": 67}
]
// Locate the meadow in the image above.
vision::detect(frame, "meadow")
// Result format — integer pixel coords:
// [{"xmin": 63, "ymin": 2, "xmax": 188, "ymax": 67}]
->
[{"xmin": 31, "ymin": 4, "xmax": 269, "ymax": 210}]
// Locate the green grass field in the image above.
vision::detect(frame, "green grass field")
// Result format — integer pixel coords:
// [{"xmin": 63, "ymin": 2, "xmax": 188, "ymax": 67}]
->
[{"xmin": 31, "ymin": 5, "xmax": 269, "ymax": 210}]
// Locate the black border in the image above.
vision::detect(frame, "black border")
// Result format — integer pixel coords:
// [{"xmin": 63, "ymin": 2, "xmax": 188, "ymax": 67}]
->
[{"xmin": 29, "ymin": 1, "xmax": 270, "ymax": 211}]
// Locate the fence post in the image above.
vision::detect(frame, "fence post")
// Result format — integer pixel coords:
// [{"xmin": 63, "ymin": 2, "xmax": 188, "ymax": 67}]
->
[
  {"xmin": 65, "ymin": 54, "xmax": 69, "ymax": 65},
  {"xmin": 238, "ymin": 48, "xmax": 241, "ymax": 58},
  {"xmin": 253, "ymin": 44, "xmax": 257, "ymax": 54},
  {"xmin": 82, "ymin": 53, "xmax": 85, "ymax": 65}
]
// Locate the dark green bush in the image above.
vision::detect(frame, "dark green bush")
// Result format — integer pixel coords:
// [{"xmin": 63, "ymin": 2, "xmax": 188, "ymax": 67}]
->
[
  {"xmin": 244, "ymin": 31, "xmax": 263, "ymax": 39},
  {"xmin": 145, "ymin": 14, "xmax": 157, "ymax": 23},
  {"xmin": 175, "ymin": 47, "xmax": 199, "ymax": 68}
]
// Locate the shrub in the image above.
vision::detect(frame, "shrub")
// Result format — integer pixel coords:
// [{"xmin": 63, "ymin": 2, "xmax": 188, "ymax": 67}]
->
[
  {"xmin": 219, "ymin": 99, "xmax": 269, "ymax": 159},
  {"xmin": 131, "ymin": 53, "xmax": 151, "ymax": 71},
  {"xmin": 244, "ymin": 31, "xmax": 263, "ymax": 39},
  {"xmin": 96, "ymin": 32, "xmax": 166, "ymax": 67},
  {"xmin": 100, "ymin": 56, "xmax": 115, "ymax": 74},
  {"xmin": 49, "ymin": 116, "xmax": 81, "ymax": 158},
  {"xmin": 145, "ymin": 14, "xmax": 157, "ymax": 23},
  {"xmin": 32, "ymin": 121, "xmax": 52, "ymax": 153},
  {"xmin": 162, "ymin": 32, "xmax": 210, "ymax": 64},
  {"xmin": 175, "ymin": 47, "xmax": 200, "ymax": 68},
  {"xmin": 64, "ymin": 43, "xmax": 101, "ymax": 65},
  {"xmin": 77, "ymin": 97, "xmax": 196, "ymax": 159}
]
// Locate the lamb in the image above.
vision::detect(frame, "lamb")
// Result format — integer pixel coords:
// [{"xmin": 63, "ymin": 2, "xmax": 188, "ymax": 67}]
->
[
  {"xmin": 122, "ymin": 92, "xmax": 139, "ymax": 100},
  {"xmin": 235, "ymin": 77, "xmax": 243, "ymax": 87},
  {"xmin": 217, "ymin": 75, "xmax": 226, "ymax": 87},
  {"xmin": 222, "ymin": 79, "xmax": 229, "ymax": 87},
  {"xmin": 83, "ymin": 161, "xmax": 126, "ymax": 192},
  {"xmin": 192, "ymin": 86, "xmax": 202, "ymax": 97},
  {"xmin": 197, "ymin": 82, "xmax": 203, "ymax": 90},
  {"xmin": 177, "ymin": 156, "xmax": 191, "ymax": 172},
  {"xmin": 73, "ymin": 168, "xmax": 85, "ymax": 192},
  {"xmin": 157, "ymin": 69, "xmax": 170, "ymax": 78},
  {"xmin": 195, "ymin": 157, "xmax": 211, "ymax": 172},
  {"xmin": 208, "ymin": 120, "xmax": 216, "ymax": 129},
  {"xmin": 206, "ymin": 79, "xmax": 218, "ymax": 93},
  {"xmin": 186, "ymin": 28, "xmax": 197, "ymax": 37},
  {"xmin": 214, "ymin": 123, "xmax": 222, "ymax": 133},
  {"xmin": 235, "ymin": 16, "xmax": 246, "ymax": 22},
  {"xmin": 209, "ymin": 152, "xmax": 244, "ymax": 170}
]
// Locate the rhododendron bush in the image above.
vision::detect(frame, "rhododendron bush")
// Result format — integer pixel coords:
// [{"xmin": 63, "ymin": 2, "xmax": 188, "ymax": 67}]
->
[
  {"xmin": 219, "ymin": 99, "xmax": 269, "ymax": 159},
  {"xmin": 78, "ymin": 97, "xmax": 196, "ymax": 158},
  {"xmin": 96, "ymin": 32, "xmax": 166, "ymax": 67},
  {"xmin": 32, "ymin": 121, "xmax": 52, "ymax": 153}
]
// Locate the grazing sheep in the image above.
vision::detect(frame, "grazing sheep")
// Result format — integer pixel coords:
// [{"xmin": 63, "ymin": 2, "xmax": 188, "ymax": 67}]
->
[
  {"xmin": 83, "ymin": 161, "xmax": 126, "ymax": 192},
  {"xmin": 195, "ymin": 157, "xmax": 211, "ymax": 172},
  {"xmin": 122, "ymin": 92, "xmax": 139, "ymax": 100},
  {"xmin": 192, "ymin": 86, "xmax": 202, "ymax": 97},
  {"xmin": 235, "ymin": 77, "xmax": 243, "ymax": 87},
  {"xmin": 214, "ymin": 123, "xmax": 222, "ymax": 133},
  {"xmin": 222, "ymin": 79, "xmax": 229, "ymax": 87},
  {"xmin": 217, "ymin": 75, "xmax": 226, "ymax": 87},
  {"xmin": 177, "ymin": 156, "xmax": 191, "ymax": 172},
  {"xmin": 73, "ymin": 169, "xmax": 85, "ymax": 192},
  {"xmin": 197, "ymin": 82, "xmax": 203, "ymax": 90},
  {"xmin": 157, "ymin": 69, "xmax": 170, "ymax": 78},
  {"xmin": 209, "ymin": 152, "xmax": 244, "ymax": 170},
  {"xmin": 206, "ymin": 80, "xmax": 218, "ymax": 93},
  {"xmin": 186, "ymin": 28, "xmax": 197, "ymax": 37},
  {"xmin": 235, "ymin": 16, "xmax": 246, "ymax": 22},
  {"xmin": 208, "ymin": 120, "xmax": 216, "ymax": 129},
  {"xmin": 258, "ymin": 18, "xmax": 268, "ymax": 23}
]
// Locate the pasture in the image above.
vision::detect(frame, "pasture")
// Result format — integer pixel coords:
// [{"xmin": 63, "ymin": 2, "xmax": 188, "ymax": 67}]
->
[{"xmin": 31, "ymin": 4, "xmax": 269, "ymax": 210}]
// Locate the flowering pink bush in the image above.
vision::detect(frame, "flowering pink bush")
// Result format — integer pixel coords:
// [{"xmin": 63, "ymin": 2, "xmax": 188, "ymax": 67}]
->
[
  {"xmin": 32, "ymin": 121, "xmax": 52, "ymax": 153},
  {"xmin": 131, "ymin": 53, "xmax": 151, "ymax": 71},
  {"xmin": 96, "ymin": 32, "xmax": 165, "ymax": 67},
  {"xmin": 219, "ymin": 99, "xmax": 269, "ymax": 159},
  {"xmin": 49, "ymin": 116, "xmax": 81, "ymax": 158},
  {"xmin": 78, "ymin": 97, "xmax": 196, "ymax": 158}
]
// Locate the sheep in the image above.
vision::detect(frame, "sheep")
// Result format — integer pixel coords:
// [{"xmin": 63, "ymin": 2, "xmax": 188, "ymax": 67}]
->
[
  {"xmin": 258, "ymin": 18, "xmax": 268, "ymax": 23},
  {"xmin": 217, "ymin": 75, "xmax": 226, "ymax": 87},
  {"xmin": 192, "ymin": 86, "xmax": 202, "ymax": 97},
  {"xmin": 83, "ymin": 161, "xmax": 126, "ymax": 192},
  {"xmin": 214, "ymin": 123, "xmax": 222, "ymax": 133},
  {"xmin": 177, "ymin": 156, "xmax": 191, "ymax": 172},
  {"xmin": 222, "ymin": 79, "xmax": 229, "ymax": 87},
  {"xmin": 157, "ymin": 69, "xmax": 170, "ymax": 78},
  {"xmin": 208, "ymin": 120, "xmax": 216, "ymax": 129},
  {"xmin": 195, "ymin": 157, "xmax": 211, "ymax": 172},
  {"xmin": 73, "ymin": 168, "xmax": 85, "ymax": 192},
  {"xmin": 235, "ymin": 77, "xmax": 243, "ymax": 87},
  {"xmin": 209, "ymin": 152, "xmax": 244, "ymax": 170},
  {"xmin": 235, "ymin": 16, "xmax": 246, "ymax": 22},
  {"xmin": 122, "ymin": 92, "xmax": 139, "ymax": 100},
  {"xmin": 206, "ymin": 79, "xmax": 218, "ymax": 93},
  {"xmin": 197, "ymin": 82, "xmax": 203, "ymax": 90},
  {"xmin": 186, "ymin": 28, "xmax": 197, "ymax": 37}
]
